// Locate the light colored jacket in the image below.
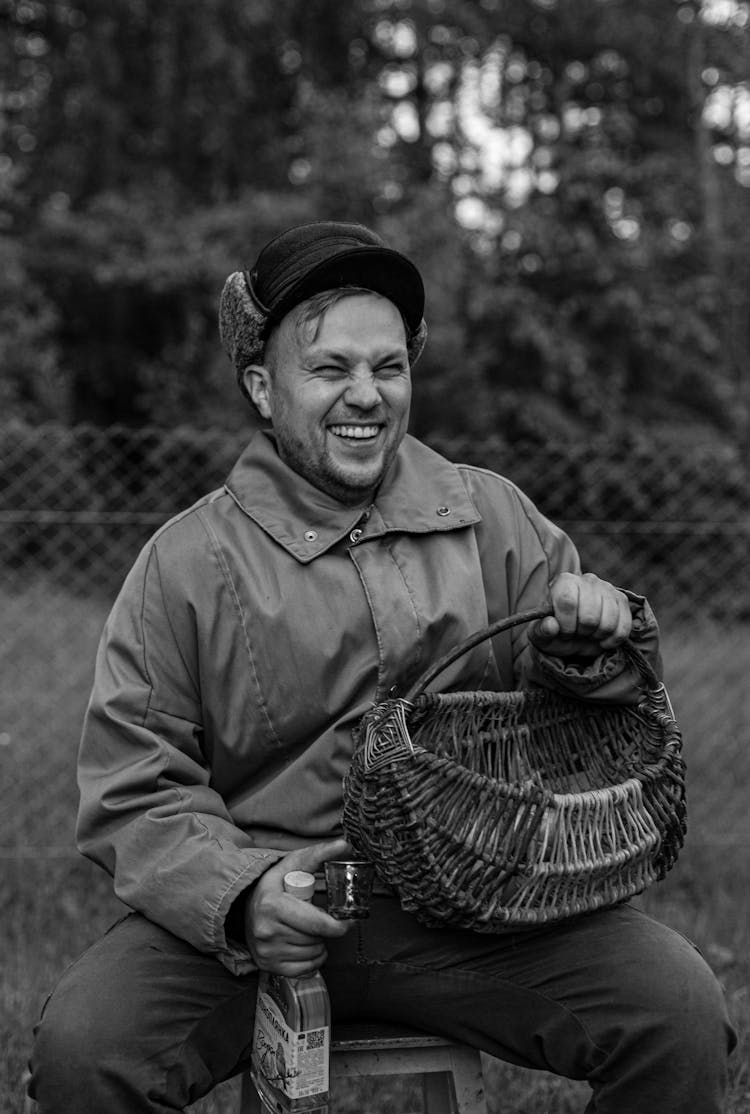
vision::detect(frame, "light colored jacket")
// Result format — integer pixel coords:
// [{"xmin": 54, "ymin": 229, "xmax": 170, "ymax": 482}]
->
[{"xmin": 77, "ymin": 431, "xmax": 659, "ymax": 973}]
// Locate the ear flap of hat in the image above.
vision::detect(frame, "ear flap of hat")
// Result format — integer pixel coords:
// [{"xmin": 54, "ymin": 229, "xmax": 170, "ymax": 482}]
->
[
  {"xmin": 219, "ymin": 272, "xmax": 266, "ymax": 399},
  {"xmin": 407, "ymin": 319, "xmax": 428, "ymax": 366}
]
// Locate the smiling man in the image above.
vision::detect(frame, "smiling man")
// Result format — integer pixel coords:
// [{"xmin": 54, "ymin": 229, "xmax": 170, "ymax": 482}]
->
[
  {"xmin": 29, "ymin": 221, "xmax": 734, "ymax": 1113},
  {"xmin": 245, "ymin": 290, "xmax": 411, "ymax": 506}
]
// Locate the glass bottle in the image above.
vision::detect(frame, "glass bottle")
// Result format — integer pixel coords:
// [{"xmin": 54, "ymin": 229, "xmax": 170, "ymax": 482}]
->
[{"xmin": 250, "ymin": 870, "xmax": 331, "ymax": 1114}]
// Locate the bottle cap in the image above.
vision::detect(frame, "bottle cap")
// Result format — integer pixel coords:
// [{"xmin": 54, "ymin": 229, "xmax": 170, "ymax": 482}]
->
[{"xmin": 283, "ymin": 870, "xmax": 316, "ymax": 901}]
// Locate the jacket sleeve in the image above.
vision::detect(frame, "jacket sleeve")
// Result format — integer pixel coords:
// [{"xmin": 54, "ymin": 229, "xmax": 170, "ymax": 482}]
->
[
  {"xmin": 470, "ymin": 469, "xmax": 662, "ymax": 703},
  {"xmin": 521, "ymin": 590, "xmax": 662, "ymax": 704},
  {"xmin": 76, "ymin": 539, "xmax": 283, "ymax": 976},
  {"xmin": 511, "ymin": 487, "xmax": 661, "ymax": 702}
]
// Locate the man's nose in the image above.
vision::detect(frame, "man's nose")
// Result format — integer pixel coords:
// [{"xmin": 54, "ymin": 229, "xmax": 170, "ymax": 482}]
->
[{"xmin": 343, "ymin": 372, "xmax": 380, "ymax": 409}]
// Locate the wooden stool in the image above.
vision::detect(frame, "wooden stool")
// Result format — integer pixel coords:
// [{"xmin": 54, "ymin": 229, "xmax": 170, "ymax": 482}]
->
[{"xmin": 240, "ymin": 1022, "xmax": 487, "ymax": 1114}]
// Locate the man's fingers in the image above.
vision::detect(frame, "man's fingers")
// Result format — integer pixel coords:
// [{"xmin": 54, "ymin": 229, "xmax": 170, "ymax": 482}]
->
[
  {"xmin": 260, "ymin": 838, "xmax": 353, "ymax": 892},
  {"xmin": 279, "ymin": 837, "xmax": 354, "ymax": 878},
  {"xmin": 251, "ymin": 839, "xmax": 356, "ymax": 942},
  {"xmin": 252, "ymin": 940, "xmax": 329, "ymax": 976},
  {"xmin": 251, "ymin": 919, "xmax": 324, "ymax": 947},
  {"xmin": 530, "ymin": 574, "xmax": 632, "ymax": 655},
  {"xmin": 260, "ymin": 952, "xmax": 329, "ymax": 978},
  {"xmin": 598, "ymin": 591, "xmax": 632, "ymax": 648},
  {"xmin": 575, "ymin": 582, "xmax": 606, "ymax": 636},
  {"xmin": 534, "ymin": 614, "xmax": 561, "ymax": 641},
  {"xmin": 586, "ymin": 590, "xmax": 618, "ymax": 643},
  {"xmin": 278, "ymin": 893, "xmax": 352, "ymax": 939}
]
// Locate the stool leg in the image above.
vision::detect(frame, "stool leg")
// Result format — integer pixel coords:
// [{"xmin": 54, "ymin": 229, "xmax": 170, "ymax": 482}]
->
[
  {"xmin": 422, "ymin": 1070, "xmax": 458, "ymax": 1114},
  {"xmin": 446, "ymin": 1047, "xmax": 486, "ymax": 1114}
]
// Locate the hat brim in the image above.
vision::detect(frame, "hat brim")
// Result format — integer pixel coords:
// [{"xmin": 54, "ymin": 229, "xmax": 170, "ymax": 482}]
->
[{"xmin": 268, "ymin": 246, "xmax": 424, "ymax": 335}]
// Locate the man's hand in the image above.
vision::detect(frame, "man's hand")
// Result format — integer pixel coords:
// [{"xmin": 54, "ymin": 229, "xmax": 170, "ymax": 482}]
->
[
  {"xmin": 245, "ymin": 837, "xmax": 354, "ymax": 977},
  {"xmin": 529, "ymin": 572, "xmax": 632, "ymax": 658}
]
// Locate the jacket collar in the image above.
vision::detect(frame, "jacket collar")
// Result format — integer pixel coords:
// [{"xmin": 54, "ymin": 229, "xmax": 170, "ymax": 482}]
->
[{"xmin": 225, "ymin": 430, "xmax": 481, "ymax": 563}]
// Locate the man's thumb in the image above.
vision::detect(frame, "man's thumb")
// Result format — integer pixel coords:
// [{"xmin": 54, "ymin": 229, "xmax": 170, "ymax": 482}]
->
[
  {"xmin": 278, "ymin": 837, "xmax": 354, "ymax": 879},
  {"xmin": 529, "ymin": 615, "xmax": 561, "ymax": 645}
]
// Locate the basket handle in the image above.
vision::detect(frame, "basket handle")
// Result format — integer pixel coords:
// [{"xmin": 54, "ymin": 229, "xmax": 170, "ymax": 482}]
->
[{"xmin": 403, "ymin": 605, "xmax": 662, "ymax": 703}]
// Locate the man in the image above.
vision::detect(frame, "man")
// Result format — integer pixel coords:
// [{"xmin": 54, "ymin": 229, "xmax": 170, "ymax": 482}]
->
[{"xmin": 30, "ymin": 221, "xmax": 733, "ymax": 1112}]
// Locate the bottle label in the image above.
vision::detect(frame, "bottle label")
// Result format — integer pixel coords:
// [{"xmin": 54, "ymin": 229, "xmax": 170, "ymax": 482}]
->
[{"xmin": 252, "ymin": 982, "xmax": 330, "ymax": 1106}]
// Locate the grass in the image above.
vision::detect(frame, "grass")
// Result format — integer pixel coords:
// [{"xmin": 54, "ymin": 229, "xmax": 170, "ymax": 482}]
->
[{"xmin": 2, "ymin": 581, "xmax": 749, "ymax": 1113}]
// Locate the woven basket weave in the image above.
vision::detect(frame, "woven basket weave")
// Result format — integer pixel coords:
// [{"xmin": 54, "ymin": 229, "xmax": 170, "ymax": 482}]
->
[{"xmin": 342, "ymin": 607, "xmax": 686, "ymax": 931}]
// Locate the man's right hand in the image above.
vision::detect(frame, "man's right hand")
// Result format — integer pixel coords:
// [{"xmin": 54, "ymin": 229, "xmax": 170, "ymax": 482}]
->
[{"xmin": 244, "ymin": 837, "xmax": 354, "ymax": 977}]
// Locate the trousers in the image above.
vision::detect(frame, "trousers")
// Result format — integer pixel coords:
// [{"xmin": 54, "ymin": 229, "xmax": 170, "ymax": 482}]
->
[{"xmin": 29, "ymin": 897, "xmax": 735, "ymax": 1114}]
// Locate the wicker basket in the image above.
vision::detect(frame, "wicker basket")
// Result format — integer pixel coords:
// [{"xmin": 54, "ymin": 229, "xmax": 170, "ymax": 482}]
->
[{"xmin": 342, "ymin": 607, "xmax": 686, "ymax": 931}]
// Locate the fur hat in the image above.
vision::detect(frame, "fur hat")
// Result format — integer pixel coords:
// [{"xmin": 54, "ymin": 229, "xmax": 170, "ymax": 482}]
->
[{"xmin": 219, "ymin": 221, "xmax": 428, "ymax": 399}]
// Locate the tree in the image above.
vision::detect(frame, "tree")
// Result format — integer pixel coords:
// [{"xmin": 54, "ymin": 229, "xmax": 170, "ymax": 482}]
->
[{"xmin": 0, "ymin": 0, "xmax": 747, "ymax": 439}]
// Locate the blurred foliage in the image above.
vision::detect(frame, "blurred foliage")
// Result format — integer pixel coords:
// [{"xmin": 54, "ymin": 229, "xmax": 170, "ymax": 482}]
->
[
  {"xmin": 0, "ymin": 238, "xmax": 63, "ymax": 421},
  {"xmin": 0, "ymin": 0, "xmax": 749, "ymax": 444}
]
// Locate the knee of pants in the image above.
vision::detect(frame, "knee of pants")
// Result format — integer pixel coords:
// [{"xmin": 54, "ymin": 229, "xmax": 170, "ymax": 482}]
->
[
  {"xmin": 582, "ymin": 926, "xmax": 736, "ymax": 1114},
  {"xmin": 30, "ymin": 966, "xmax": 145, "ymax": 1098},
  {"xmin": 610, "ymin": 933, "xmax": 735, "ymax": 1067},
  {"xmin": 31, "ymin": 1003, "xmax": 105, "ymax": 1096}
]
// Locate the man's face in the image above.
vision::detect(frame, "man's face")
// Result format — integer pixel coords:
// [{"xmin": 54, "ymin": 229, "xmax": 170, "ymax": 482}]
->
[{"xmin": 247, "ymin": 293, "xmax": 412, "ymax": 506}]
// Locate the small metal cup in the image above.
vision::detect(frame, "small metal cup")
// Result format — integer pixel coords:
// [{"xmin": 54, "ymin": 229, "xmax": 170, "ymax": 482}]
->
[{"xmin": 324, "ymin": 859, "xmax": 376, "ymax": 920}]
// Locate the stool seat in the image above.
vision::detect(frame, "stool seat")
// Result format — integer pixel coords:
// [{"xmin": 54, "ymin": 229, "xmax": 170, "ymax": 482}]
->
[{"xmin": 240, "ymin": 1021, "xmax": 486, "ymax": 1113}]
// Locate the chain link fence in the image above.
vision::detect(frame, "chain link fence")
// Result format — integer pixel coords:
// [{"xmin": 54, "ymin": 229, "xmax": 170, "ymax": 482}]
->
[{"xmin": 1, "ymin": 418, "xmax": 749, "ymax": 860}]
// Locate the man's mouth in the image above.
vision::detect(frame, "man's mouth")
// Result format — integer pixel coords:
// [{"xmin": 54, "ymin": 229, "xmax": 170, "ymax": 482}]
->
[{"xmin": 329, "ymin": 424, "xmax": 381, "ymax": 440}]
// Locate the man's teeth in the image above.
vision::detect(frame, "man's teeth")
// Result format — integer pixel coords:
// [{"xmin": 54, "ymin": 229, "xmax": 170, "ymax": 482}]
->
[{"xmin": 330, "ymin": 425, "xmax": 379, "ymax": 439}]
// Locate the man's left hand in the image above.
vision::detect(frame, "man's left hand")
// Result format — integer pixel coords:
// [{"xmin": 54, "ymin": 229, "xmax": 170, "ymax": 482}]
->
[{"xmin": 529, "ymin": 572, "xmax": 632, "ymax": 658}]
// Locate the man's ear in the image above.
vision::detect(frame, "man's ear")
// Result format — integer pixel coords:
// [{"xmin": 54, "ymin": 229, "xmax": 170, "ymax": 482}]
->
[{"xmin": 243, "ymin": 365, "xmax": 273, "ymax": 421}]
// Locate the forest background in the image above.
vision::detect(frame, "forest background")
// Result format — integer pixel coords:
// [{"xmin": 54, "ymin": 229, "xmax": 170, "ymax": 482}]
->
[
  {"xmin": 1, "ymin": 0, "xmax": 749, "ymax": 447},
  {"xmin": 1, "ymin": 1, "xmax": 750, "ymax": 1112}
]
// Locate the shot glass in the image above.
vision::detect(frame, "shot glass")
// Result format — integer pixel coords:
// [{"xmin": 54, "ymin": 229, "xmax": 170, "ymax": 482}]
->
[{"xmin": 324, "ymin": 859, "xmax": 376, "ymax": 920}]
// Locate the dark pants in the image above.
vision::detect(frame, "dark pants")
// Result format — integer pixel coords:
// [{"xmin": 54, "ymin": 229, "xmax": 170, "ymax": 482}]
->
[{"xmin": 29, "ymin": 898, "xmax": 735, "ymax": 1113}]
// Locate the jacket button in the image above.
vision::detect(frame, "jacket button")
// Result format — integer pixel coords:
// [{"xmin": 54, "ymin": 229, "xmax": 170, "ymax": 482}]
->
[
  {"xmin": 436, "ymin": 506, "xmax": 451, "ymax": 516},
  {"xmin": 304, "ymin": 529, "xmax": 318, "ymax": 542},
  {"xmin": 349, "ymin": 527, "xmax": 363, "ymax": 544}
]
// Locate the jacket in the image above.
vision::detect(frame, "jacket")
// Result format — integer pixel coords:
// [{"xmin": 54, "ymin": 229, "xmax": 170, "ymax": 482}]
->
[{"xmin": 77, "ymin": 431, "xmax": 659, "ymax": 974}]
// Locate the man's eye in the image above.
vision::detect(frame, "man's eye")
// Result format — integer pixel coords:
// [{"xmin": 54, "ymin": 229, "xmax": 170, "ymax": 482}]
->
[{"xmin": 377, "ymin": 364, "xmax": 407, "ymax": 377}]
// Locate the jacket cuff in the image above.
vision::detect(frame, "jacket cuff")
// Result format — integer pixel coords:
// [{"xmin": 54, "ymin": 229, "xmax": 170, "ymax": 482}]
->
[
  {"xmin": 211, "ymin": 852, "xmax": 284, "ymax": 975},
  {"xmin": 527, "ymin": 591, "xmax": 661, "ymax": 704},
  {"xmin": 224, "ymin": 886, "xmax": 252, "ymax": 947}
]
